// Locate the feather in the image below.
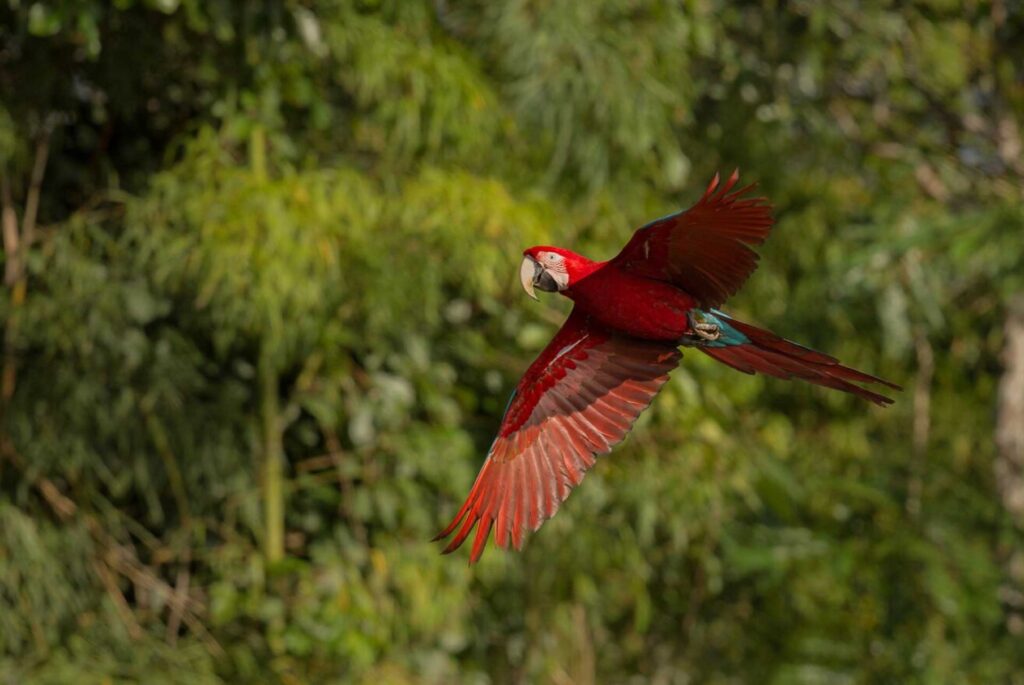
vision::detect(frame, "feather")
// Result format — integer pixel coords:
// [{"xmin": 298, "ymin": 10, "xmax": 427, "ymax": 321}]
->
[
  {"xmin": 433, "ymin": 308, "xmax": 680, "ymax": 563},
  {"xmin": 699, "ymin": 312, "xmax": 900, "ymax": 406},
  {"xmin": 611, "ymin": 170, "xmax": 774, "ymax": 308}
]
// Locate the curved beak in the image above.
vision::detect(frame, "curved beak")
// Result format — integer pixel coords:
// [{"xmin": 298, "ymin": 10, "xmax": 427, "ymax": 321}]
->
[{"xmin": 520, "ymin": 255, "xmax": 540, "ymax": 301}]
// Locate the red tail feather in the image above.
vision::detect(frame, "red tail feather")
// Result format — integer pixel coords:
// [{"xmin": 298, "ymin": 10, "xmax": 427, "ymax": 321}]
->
[{"xmin": 701, "ymin": 316, "xmax": 900, "ymax": 406}]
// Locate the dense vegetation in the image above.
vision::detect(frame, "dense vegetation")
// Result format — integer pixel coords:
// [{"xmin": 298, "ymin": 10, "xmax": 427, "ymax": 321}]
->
[{"xmin": 2, "ymin": 1, "xmax": 1023, "ymax": 682}]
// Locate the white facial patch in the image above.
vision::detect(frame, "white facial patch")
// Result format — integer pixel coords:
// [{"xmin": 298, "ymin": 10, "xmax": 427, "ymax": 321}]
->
[{"xmin": 538, "ymin": 251, "xmax": 570, "ymax": 290}]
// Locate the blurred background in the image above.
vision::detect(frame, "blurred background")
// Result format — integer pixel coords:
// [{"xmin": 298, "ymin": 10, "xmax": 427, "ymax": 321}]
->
[{"xmin": 1, "ymin": 1, "xmax": 1023, "ymax": 683}]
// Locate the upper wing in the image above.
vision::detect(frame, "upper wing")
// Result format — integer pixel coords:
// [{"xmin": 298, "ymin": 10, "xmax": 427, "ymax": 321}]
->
[
  {"xmin": 434, "ymin": 308, "xmax": 680, "ymax": 563},
  {"xmin": 611, "ymin": 170, "xmax": 774, "ymax": 309}
]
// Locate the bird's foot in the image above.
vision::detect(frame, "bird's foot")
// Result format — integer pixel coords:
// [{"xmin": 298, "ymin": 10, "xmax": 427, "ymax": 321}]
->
[
  {"xmin": 693, "ymin": 321, "xmax": 721, "ymax": 341},
  {"xmin": 687, "ymin": 311, "xmax": 721, "ymax": 342}
]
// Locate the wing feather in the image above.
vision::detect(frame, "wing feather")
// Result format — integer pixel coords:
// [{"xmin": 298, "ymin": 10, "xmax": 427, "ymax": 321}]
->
[
  {"xmin": 611, "ymin": 170, "xmax": 774, "ymax": 308},
  {"xmin": 434, "ymin": 308, "xmax": 680, "ymax": 563}
]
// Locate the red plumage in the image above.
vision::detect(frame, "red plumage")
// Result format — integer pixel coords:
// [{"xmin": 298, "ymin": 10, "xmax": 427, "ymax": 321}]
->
[
  {"xmin": 612, "ymin": 169, "xmax": 774, "ymax": 308},
  {"xmin": 699, "ymin": 313, "xmax": 901, "ymax": 406},
  {"xmin": 433, "ymin": 310, "xmax": 679, "ymax": 563},
  {"xmin": 435, "ymin": 171, "xmax": 900, "ymax": 563}
]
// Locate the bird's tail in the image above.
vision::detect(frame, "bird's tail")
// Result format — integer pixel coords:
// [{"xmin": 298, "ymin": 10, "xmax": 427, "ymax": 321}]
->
[{"xmin": 686, "ymin": 310, "xmax": 900, "ymax": 406}]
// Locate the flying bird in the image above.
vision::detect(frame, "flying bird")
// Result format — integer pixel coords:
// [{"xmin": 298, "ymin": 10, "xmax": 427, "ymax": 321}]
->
[{"xmin": 434, "ymin": 171, "xmax": 899, "ymax": 563}]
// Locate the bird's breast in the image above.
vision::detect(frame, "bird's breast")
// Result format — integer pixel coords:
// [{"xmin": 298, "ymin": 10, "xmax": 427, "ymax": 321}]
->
[{"xmin": 566, "ymin": 267, "xmax": 697, "ymax": 341}]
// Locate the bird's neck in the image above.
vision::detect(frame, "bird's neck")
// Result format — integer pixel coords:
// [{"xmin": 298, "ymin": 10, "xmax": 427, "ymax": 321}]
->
[{"xmin": 563, "ymin": 252, "xmax": 605, "ymax": 283}]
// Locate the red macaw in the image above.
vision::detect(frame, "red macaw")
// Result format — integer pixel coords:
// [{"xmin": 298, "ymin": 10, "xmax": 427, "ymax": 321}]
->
[{"xmin": 435, "ymin": 171, "xmax": 899, "ymax": 563}]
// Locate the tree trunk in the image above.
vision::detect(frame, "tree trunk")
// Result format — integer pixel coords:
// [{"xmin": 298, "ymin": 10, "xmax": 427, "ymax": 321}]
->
[
  {"xmin": 249, "ymin": 127, "xmax": 284, "ymax": 565},
  {"xmin": 996, "ymin": 296, "xmax": 1024, "ymax": 519},
  {"xmin": 260, "ymin": 343, "xmax": 285, "ymax": 564},
  {"xmin": 996, "ymin": 295, "xmax": 1024, "ymax": 637},
  {"xmin": 2, "ymin": 132, "xmax": 50, "ymax": 416}
]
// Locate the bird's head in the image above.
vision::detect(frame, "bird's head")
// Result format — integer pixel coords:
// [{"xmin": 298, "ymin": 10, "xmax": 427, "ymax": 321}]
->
[{"xmin": 519, "ymin": 246, "xmax": 592, "ymax": 300}]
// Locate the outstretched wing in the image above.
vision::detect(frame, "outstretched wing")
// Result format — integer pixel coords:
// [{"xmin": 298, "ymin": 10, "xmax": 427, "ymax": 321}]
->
[
  {"xmin": 434, "ymin": 308, "xmax": 680, "ymax": 563},
  {"xmin": 611, "ymin": 170, "xmax": 774, "ymax": 309}
]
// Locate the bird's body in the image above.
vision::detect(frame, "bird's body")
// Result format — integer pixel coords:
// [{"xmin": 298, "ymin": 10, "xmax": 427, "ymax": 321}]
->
[
  {"xmin": 436, "ymin": 171, "xmax": 900, "ymax": 563},
  {"xmin": 565, "ymin": 260, "xmax": 698, "ymax": 341}
]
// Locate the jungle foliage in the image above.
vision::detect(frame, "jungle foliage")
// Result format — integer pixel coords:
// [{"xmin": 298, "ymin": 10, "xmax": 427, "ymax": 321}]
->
[{"xmin": 1, "ymin": 1, "xmax": 1023, "ymax": 683}]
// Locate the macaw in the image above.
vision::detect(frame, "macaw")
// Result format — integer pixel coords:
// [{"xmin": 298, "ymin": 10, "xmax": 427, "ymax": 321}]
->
[{"xmin": 435, "ymin": 171, "xmax": 899, "ymax": 563}]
